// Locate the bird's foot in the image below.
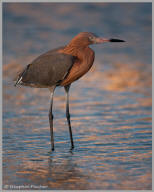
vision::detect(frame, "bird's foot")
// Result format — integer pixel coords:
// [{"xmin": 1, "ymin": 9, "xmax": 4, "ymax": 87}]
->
[
  {"xmin": 70, "ymin": 145, "xmax": 74, "ymax": 150},
  {"xmin": 51, "ymin": 146, "xmax": 54, "ymax": 151}
]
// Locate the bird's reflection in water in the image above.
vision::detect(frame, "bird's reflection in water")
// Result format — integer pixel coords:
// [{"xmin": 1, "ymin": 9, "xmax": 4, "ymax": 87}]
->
[
  {"xmin": 7, "ymin": 150, "xmax": 90, "ymax": 190},
  {"xmin": 46, "ymin": 152, "xmax": 89, "ymax": 189}
]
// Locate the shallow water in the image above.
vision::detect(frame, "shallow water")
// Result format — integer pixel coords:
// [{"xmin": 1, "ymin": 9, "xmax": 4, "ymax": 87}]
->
[{"xmin": 3, "ymin": 2, "xmax": 152, "ymax": 190}]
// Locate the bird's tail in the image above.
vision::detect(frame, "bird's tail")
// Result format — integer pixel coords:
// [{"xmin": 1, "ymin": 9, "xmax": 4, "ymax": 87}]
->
[
  {"xmin": 14, "ymin": 75, "xmax": 23, "ymax": 87},
  {"xmin": 14, "ymin": 64, "xmax": 29, "ymax": 87}
]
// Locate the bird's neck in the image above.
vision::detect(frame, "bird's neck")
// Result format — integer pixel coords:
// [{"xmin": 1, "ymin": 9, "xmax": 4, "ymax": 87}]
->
[
  {"xmin": 60, "ymin": 44, "xmax": 93, "ymax": 60},
  {"xmin": 59, "ymin": 44, "xmax": 95, "ymax": 86}
]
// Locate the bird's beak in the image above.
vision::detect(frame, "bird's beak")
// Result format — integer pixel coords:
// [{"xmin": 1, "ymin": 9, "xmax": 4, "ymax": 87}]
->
[
  {"xmin": 109, "ymin": 38, "xmax": 125, "ymax": 42},
  {"xmin": 95, "ymin": 37, "xmax": 125, "ymax": 44}
]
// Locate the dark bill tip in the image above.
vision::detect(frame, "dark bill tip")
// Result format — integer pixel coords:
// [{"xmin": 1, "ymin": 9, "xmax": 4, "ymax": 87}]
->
[{"xmin": 109, "ymin": 39, "xmax": 125, "ymax": 42}]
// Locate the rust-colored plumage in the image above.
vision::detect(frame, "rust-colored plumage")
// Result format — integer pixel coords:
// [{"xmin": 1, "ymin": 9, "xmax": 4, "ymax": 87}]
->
[
  {"xmin": 59, "ymin": 46, "xmax": 94, "ymax": 86},
  {"xmin": 15, "ymin": 32, "xmax": 125, "ymax": 150}
]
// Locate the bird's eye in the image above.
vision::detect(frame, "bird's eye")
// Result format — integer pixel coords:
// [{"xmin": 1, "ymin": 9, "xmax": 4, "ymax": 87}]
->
[{"xmin": 89, "ymin": 36, "xmax": 94, "ymax": 41}]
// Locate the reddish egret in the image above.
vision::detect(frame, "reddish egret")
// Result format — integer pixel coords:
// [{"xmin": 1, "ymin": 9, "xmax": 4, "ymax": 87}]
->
[{"xmin": 15, "ymin": 32, "xmax": 125, "ymax": 150}]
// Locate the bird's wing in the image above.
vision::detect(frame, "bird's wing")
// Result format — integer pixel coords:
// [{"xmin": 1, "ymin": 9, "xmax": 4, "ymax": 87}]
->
[{"xmin": 14, "ymin": 49, "xmax": 75, "ymax": 88}]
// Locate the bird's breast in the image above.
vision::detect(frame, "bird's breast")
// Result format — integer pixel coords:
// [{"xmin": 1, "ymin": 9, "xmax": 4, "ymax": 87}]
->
[{"xmin": 59, "ymin": 47, "xmax": 95, "ymax": 86}]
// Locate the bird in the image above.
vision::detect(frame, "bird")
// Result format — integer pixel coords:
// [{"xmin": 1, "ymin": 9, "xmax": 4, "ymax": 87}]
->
[{"xmin": 14, "ymin": 32, "xmax": 125, "ymax": 151}]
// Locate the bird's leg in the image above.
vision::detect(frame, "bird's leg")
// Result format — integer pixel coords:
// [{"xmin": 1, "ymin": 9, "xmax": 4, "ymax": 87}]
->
[
  {"xmin": 64, "ymin": 85, "xmax": 74, "ymax": 150},
  {"xmin": 49, "ymin": 86, "xmax": 56, "ymax": 151}
]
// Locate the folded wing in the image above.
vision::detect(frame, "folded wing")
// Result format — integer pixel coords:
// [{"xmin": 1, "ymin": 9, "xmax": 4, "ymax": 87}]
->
[{"xmin": 14, "ymin": 48, "xmax": 75, "ymax": 88}]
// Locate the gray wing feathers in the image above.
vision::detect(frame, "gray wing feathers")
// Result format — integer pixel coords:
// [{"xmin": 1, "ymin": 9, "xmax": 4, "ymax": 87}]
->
[{"xmin": 15, "ymin": 50, "xmax": 74, "ymax": 87}]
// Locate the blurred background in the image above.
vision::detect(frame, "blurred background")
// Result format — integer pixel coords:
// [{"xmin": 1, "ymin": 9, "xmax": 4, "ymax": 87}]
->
[{"xmin": 3, "ymin": 2, "xmax": 152, "ymax": 190}]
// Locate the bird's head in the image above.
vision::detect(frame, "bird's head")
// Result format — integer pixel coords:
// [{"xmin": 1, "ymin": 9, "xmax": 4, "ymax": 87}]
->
[{"xmin": 68, "ymin": 32, "xmax": 125, "ymax": 47}]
